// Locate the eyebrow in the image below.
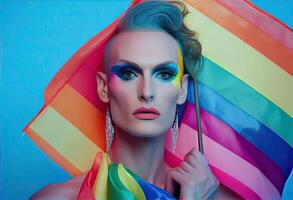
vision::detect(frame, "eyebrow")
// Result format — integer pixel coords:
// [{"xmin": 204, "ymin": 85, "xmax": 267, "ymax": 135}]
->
[{"xmin": 117, "ymin": 59, "xmax": 178, "ymax": 72}]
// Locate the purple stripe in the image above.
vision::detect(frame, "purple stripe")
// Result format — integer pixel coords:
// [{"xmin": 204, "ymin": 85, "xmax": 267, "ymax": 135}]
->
[{"xmin": 181, "ymin": 102, "xmax": 285, "ymax": 193}]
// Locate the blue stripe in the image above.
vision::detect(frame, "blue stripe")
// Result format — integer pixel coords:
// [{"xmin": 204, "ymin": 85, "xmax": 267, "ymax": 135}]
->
[
  {"xmin": 186, "ymin": 80, "xmax": 293, "ymax": 177},
  {"xmin": 127, "ymin": 168, "xmax": 175, "ymax": 200}
]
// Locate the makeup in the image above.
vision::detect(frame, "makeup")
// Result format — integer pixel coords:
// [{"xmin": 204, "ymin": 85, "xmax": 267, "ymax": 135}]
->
[
  {"xmin": 109, "ymin": 50, "xmax": 184, "ymax": 91},
  {"xmin": 152, "ymin": 63, "xmax": 179, "ymax": 82},
  {"xmin": 110, "ymin": 64, "xmax": 140, "ymax": 81},
  {"xmin": 110, "ymin": 61, "xmax": 181, "ymax": 81},
  {"xmin": 132, "ymin": 107, "xmax": 161, "ymax": 120},
  {"xmin": 171, "ymin": 48, "xmax": 184, "ymax": 90}
]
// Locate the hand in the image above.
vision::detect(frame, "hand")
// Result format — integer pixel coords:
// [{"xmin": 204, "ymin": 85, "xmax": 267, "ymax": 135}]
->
[{"xmin": 165, "ymin": 148, "xmax": 219, "ymax": 200}]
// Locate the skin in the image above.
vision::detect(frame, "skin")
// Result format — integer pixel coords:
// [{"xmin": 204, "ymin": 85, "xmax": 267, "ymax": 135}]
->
[
  {"xmin": 31, "ymin": 30, "xmax": 241, "ymax": 200},
  {"xmin": 98, "ymin": 30, "xmax": 236, "ymax": 199},
  {"xmin": 102, "ymin": 30, "xmax": 189, "ymax": 191}
]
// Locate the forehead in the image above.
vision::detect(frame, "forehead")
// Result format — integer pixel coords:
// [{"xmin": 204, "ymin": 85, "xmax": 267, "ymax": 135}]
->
[{"xmin": 105, "ymin": 30, "xmax": 180, "ymax": 68}]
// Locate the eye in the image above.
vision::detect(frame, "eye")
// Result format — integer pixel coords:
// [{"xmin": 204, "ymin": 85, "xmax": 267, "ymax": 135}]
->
[
  {"xmin": 155, "ymin": 70, "xmax": 176, "ymax": 81},
  {"xmin": 111, "ymin": 64, "xmax": 140, "ymax": 81},
  {"xmin": 120, "ymin": 69, "xmax": 138, "ymax": 80}
]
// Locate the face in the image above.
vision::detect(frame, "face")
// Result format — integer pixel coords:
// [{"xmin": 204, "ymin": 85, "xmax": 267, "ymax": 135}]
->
[{"xmin": 102, "ymin": 30, "xmax": 187, "ymax": 137}]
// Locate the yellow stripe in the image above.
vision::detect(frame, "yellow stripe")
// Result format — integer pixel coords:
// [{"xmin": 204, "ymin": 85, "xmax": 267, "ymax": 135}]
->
[
  {"xmin": 184, "ymin": 2, "xmax": 293, "ymax": 116},
  {"xmin": 93, "ymin": 153, "xmax": 109, "ymax": 200},
  {"xmin": 30, "ymin": 106, "xmax": 102, "ymax": 172},
  {"xmin": 117, "ymin": 164, "xmax": 146, "ymax": 200},
  {"xmin": 51, "ymin": 84, "xmax": 106, "ymax": 150}
]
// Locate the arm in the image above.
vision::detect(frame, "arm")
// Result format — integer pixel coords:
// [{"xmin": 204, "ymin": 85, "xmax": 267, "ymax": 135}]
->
[{"xmin": 30, "ymin": 174, "xmax": 85, "ymax": 200}]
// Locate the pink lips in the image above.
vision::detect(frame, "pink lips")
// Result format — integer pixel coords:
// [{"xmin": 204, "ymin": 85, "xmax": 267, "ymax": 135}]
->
[{"xmin": 132, "ymin": 107, "xmax": 161, "ymax": 120}]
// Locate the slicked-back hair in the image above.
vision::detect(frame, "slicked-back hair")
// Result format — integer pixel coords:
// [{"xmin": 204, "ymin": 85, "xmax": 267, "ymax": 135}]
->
[{"xmin": 111, "ymin": 0, "xmax": 202, "ymax": 76}]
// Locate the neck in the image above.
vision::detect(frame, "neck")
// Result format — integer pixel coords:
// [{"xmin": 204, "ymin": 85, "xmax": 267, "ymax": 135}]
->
[{"xmin": 109, "ymin": 128, "xmax": 168, "ymax": 185}]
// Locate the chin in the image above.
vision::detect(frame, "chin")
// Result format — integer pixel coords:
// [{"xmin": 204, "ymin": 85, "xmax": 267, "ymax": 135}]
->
[{"xmin": 124, "ymin": 124, "xmax": 168, "ymax": 138}]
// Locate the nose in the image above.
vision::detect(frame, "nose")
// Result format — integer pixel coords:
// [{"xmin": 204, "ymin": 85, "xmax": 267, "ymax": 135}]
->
[{"xmin": 138, "ymin": 75, "xmax": 155, "ymax": 102}]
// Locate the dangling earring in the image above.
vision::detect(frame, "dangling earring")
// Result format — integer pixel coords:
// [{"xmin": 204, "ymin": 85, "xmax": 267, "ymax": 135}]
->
[
  {"xmin": 171, "ymin": 107, "xmax": 179, "ymax": 153},
  {"xmin": 106, "ymin": 106, "xmax": 115, "ymax": 153}
]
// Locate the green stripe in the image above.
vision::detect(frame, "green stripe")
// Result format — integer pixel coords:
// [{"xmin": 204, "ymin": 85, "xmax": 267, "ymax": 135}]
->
[
  {"xmin": 108, "ymin": 164, "xmax": 136, "ymax": 200},
  {"xmin": 198, "ymin": 57, "xmax": 293, "ymax": 147}
]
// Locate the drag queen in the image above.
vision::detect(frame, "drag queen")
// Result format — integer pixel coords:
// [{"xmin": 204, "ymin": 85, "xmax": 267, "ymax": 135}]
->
[{"xmin": 31, "ymin": 1, "xmax": 240, "ymax": 199}]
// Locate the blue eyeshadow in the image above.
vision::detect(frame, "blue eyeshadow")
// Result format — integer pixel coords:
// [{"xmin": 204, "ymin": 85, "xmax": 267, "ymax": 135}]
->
[
  {"xmin": 110, "ymin": 63, "xmax": 179, "ymax": 81},
  {"xmin": 111, "ymin": 64, "xmax": 140, "ymax": 80}
]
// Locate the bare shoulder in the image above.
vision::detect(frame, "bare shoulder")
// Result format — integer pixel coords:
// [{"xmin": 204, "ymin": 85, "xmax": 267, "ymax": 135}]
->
[{"xmin": 30, "ymin": 174, "xmax": 86, "ymax": 200}]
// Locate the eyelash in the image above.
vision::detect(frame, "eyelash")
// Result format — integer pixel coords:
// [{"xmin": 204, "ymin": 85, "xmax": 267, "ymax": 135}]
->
[
  {"xmin": 120, "ymin": 69, "xmax": 138, "ymax": 80},
  {"xmin": 112, "ymin": 66, "xmax": 177, "ymax": 81},
  {"xmin": 154, "ymin": 70, "xmax": 177, "ymax": 81}
]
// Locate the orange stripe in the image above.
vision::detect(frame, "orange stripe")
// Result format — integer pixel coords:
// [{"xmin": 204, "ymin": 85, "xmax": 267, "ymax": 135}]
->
[
  {"xmin": 50, "ymin": 84, "xmax": 106, "ymax": 151},
  {"xmin": 184, "ymin": 0, "xmax": 293, "ymax": 75},
  {"xmin": 25, "ymin": 127, "xmax": 81, "ymax": 176}
]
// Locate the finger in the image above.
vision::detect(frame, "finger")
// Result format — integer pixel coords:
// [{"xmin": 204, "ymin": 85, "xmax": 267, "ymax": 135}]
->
[
  {"xmin": 184, "ymin": 154, "xmax": 197, "ymax": 168},
  {"xmin": 177, "ymin": 166, "xmax": 191, "ymax": 176},
  {"xmin": 191, "ymin": 147, "xmax": 205, "ymax": 162},
  {"xmin": 195, "ymin": 150, "xmax": 210, "ymax": 169},
  {"xmin": 184, "ymin": 147, "xmax": 198, "ymax": 158},
  {"xmin": 184, "ymin": 153, "xmax": 206, "ymax": 172},
  {"xmin": 165, "ymin": 170, "xmax": 183, "ymax": 196},
  {"xmin": 184, "ymin": 149, "xmax": 218, "ymax": 187},
  {"xmin": 185, "ymin": 148, "xmax": 210, "ymax": 171},
  {"xmin": 191, "ymin": 147, "xmax": 211, "ymax": 170},
  {"xmin": 185, "ymin": 148, "xmax": 217, "ymax": 176},
  {"xmin": 184, "ymin": 149, "xmax": 197, "ymax": 165},
  {"xmin": 179, "ymin": 161, "xmax": 196, "ymax": 174}
]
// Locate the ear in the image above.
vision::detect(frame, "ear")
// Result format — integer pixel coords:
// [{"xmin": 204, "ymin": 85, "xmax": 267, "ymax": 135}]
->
[
  {"xmin": 96, "ymin": 72, "xmax": 109, "ymax": 103},
  {"xmin": 176, "ymin": 74, "xmax": 189, "ymax": 105}
]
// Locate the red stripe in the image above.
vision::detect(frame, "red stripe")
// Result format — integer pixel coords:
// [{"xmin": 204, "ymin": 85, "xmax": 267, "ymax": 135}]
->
[
  {"xmin": 68, "ymin": 58, "xmax": 106, "ymax": 111},
  {"xmin": 77, "ymin": 152, "xmax": 103, "ymax": 200},
  {"xmin": 216, "ymin": 0, "xmax": 293, "ymax": 51},
  {"xmin": 210, "ymin": 165, "xmax": 261, "ymax": 200},
  {"xmin": 164, "ymin": 148, "xmax": 260, "ymax": 199},
  {"xmin": 243, "ymin": 0, "xmax": 292, "ymax": 31},
  {"xmin": 44, "ymin": 19, "xmax": 120, "ymax": 106},
  {"xmin": 180, "ymin": 102, "xmax": 285, "ymax": 193},
  {"xmin": 164, "ymin": 147, "xmax": 182, "ymax": 168}
]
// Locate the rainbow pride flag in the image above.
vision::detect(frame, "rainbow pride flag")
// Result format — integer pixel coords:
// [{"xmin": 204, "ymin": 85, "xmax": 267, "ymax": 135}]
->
[
  {"xmin": 77, "ymin": 152, "xmax": 175, "ymax": 200},
  {"xmin": 23, "ymin": 0, "xmax": 293, "ymax": 199}
]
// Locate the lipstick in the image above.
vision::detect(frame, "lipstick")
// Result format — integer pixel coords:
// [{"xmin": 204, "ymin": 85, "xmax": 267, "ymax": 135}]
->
[{"xmin": 132, "ymin": 107, "xmax": 160, "ymax": 120}]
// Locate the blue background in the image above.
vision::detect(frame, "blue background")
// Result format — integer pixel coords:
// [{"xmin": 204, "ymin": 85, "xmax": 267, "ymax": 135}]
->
[{"xmin": 0, "ymin": 0, "xmax": 292, "ymax": 199}]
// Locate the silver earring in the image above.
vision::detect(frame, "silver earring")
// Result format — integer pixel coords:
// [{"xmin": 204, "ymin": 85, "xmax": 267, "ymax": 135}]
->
[
  {"xmin": 171, "ymin": 107, "xmax": 179, "ymax": 153},
  {"xmin": 106, "ymin": 107, "xmax": 115, "ymax": 152}
]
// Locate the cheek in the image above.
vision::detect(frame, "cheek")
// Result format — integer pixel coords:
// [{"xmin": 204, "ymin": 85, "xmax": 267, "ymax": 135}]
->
[
  {"xmin": 108, "ymin": 73, "xmax": 132, "ymax": 103},
  {"xmin": 108, "ymin": 74, "xmax": 135, "ymax": 128},
  {"xmin": 157, "ymin": 85, "xmax": 178, "ymax": 130},
  {"xmin": 157, "ymin": 83, "xmax": 179, "ymax": 114},
  {"xmin": 108, "ymin": 73, "xmax": 140, "ymax": 115},
  {"xmin": 108, "ymin": 73, "xmax": 119, "ymax": 94},
  {"xmin": 157, "ymin": 80, "xmax": 180, "ymax": 99}
]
